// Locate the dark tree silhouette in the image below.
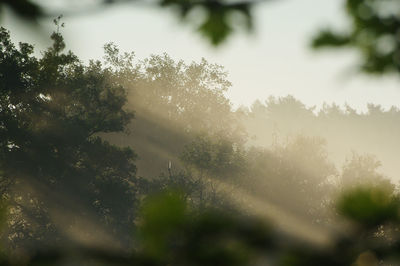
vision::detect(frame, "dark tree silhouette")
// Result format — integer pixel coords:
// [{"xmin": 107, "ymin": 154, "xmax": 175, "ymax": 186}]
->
[{"xmin": 0, "ymin": 23, "xmax": 138, "ymax": 252}]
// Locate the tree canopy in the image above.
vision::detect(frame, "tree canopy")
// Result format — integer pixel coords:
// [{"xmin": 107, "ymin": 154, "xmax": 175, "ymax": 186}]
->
[{"xmin": 0, "ymin": 23, "xmax": 139, "ymax": 252}]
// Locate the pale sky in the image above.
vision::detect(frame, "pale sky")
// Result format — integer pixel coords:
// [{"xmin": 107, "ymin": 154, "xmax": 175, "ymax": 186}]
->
[{"xmin": 3, "ymin": 0, "xmax": 400, "ymax": 111}]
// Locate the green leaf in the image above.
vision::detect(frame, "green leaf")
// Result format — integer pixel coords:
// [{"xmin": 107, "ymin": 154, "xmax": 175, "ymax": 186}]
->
[{"xmin": 337, "ymin": 186, "xmax": 399, "ymax": 227}]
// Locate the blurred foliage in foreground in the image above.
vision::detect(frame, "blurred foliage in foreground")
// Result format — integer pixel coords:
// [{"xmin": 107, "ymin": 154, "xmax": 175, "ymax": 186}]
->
[
  {"xmin": 2, "ymin": 0, "xmax": 399, "ymax": 58},
  {"xmin": 137, "ymin": 188, "xmax": 400, "ymax": 266},
  {"xmin": 0, "ymin": 187, "xmax": 400, "ymax": 265},
  {"xmin": 313, "ymin": 0, "xmax": 400, "ymax": 75},
  {"xmin": 0, "ymin": 0, "xmax": 254, "ymax": 46}
]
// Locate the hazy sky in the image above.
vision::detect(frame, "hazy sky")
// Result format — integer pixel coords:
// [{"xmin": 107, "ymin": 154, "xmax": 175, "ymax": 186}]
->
[{"xmin": 3, "ymin": 0, "xmax": 400, "ymax": 111}]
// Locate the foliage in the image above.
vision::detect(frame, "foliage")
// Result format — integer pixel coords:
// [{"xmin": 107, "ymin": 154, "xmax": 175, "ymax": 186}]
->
[
  {"xmin": 283, "ymin": 185, "xmax": 400, "ymax": 266},
  {"xmin": 103, "ymin": 46, "xmax": 235, "ymax": 136},
  {"xmin": 158, "ymin": 0, "xmax": 253, "ymax": 45},
  {"xmin": 241, "ymin": 95, "xmax": 400, "ymax": 182},
  {"xmin": 1, "ymin": 21, "xmax": 400, "ymax": 265},
  {"xmin": 102, "ymin": 44, "xmax": 244, "ymax": 178},
  {"xmin": 244, "ymin": 135, "xmax": 337, "ymax": 222},
  {"xmin": 180, "ymin": 134, "xmax": 246, "ymax": 179},
  {"xmin": 337, "ymin": 186, "xmax": 399, "ymax": 228},
  {"xmin": 0, "ymin": 0, "xmax": 256, "ymax": 46},
  {"xmin": 312, "ymin": 0, "xmax": 400, "ymax": 74},
  {"xmin": 4, "ymin": 0, "xmax": 400, "ymax": 53},
  {"xmin": 1, "ymin": 186, "xmax": 400, "ymax": 265},
  {"xmin": 137, "ymin": 191, "xmax": 273, "ymax": 266},
  {"xmin": 0, "ymin": 24, "xmax": 138, "ymax": 252},
  {"xmin": 0, "ymin": 0, "xmax": 42, "ymax": 20},
  {"xmin": 340, "ymin": 152, "xmax": 394, "ymax": 191}
]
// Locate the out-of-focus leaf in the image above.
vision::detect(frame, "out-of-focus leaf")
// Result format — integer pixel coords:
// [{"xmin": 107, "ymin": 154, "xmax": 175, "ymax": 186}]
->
[
  {"xmin": 198, "ymin": 8, "xmax": 232, "ymax": 45},
  {"xmin": 138, "ymin": 191, "xmax": 187, "ymax": 260},
  {"xmin": 311, "ymin": 30, "xmax": 351, "ymax": 48},
  {"xmin": 137, "ymin": 191, "xmax": 272, "ymax": 265},
  {"xmin": 312, "ymin": 0, "xmax": 400, "ymax": 75},
  {"xmin": 0, "ymin": 0, "xmax": 42, "ymax": 20},
  {"xmin": 1, "ymin": 0, "xmax": 256, "ymax": 46},
  {"xmin": 158, "ymin": 0, "xmax": 253, "ymax": 45},
  {"xmin": 337, "ymin": 186, "xmax": 399, "ymax": 227}
]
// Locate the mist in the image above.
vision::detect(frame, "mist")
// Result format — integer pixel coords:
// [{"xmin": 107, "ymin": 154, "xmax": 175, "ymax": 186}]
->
[
  {"xmin": 2, "ymin": 0, "xmax": 400, "ymax": 264},
  {"xmin": 101, "ymin": 47, "xmax": 396, "ymax": 245}
]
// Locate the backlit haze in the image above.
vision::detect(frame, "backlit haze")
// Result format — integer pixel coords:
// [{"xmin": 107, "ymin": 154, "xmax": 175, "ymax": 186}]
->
[{"xmin": 3, "ymin": 0, "xmax": 400, "ymax": 259}]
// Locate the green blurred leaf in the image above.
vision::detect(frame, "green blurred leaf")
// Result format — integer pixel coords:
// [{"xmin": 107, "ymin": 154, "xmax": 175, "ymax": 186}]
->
[
  {"xmin": 337, "ymin": 186, "xmax": 399, "ymax": 227},
  {"xmin": 312, "ymin": 0, "xmax": 400, "ymax": 75},
  {"xmin": 158, "ymin": 0, "xmax": 253, "ymax": 46},
  {"xmin": 311, "ymin": 30, "xmax": 351, "ymax": 48},
  {"xmin": 198, "ymin": 8, "xmax": 232, "ymax": 45},
  {"xmin": 0, "ymin": 0, "xmax": 42, "ymax": 20},
  {"xmin": 139, "ymin": 191, "xmax": 187, "ymax": 260}
]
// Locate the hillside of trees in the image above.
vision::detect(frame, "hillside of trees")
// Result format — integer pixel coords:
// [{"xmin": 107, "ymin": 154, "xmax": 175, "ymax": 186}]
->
[{"xmin": 1, "ymin": 22, "xmax": 400, "ymax": 265}]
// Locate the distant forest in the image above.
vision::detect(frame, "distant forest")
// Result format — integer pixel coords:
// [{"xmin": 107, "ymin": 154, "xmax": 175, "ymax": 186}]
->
[{"xmin": 240, "ymin": 96, "xmax": 400, "ymax": 180}]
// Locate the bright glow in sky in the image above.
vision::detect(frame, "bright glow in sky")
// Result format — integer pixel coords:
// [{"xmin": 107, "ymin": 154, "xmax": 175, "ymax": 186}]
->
[{"xmin": 4, "ymin": 0, "xmax": 400, "ymax": 111}]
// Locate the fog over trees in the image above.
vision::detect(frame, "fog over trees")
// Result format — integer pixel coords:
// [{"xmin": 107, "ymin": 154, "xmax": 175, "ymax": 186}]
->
[
  {"xmin": 2, "ymin": 0, "xmax": 400, "ymax": 264},
  {"xmin": 241, "ymin": 95, "xmax": 400, "ymax": 181}
]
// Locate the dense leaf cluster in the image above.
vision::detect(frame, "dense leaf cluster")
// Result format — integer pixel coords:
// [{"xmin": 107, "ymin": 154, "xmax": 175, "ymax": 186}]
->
[{"xmin": 0, "ymin": 25, "xmax": 138, "ymax": 252}]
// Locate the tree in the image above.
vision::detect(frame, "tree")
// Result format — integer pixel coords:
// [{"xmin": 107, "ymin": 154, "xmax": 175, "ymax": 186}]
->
[
  {"xmin": 0, "ymin": 23, "xmax": 138, "ymax": 252},
  {"xmin": 244, "ymin": 135, "xmax": 337, "ymax": 223},
  {"xmin": 180, "ymin": 134, "xmax": 246, "ymax": 179},
  {"xmin": 103, "ymin": 47, "xmax": 237, "ymax": 137},
  {"xmin": 282, "ymin": 185, "xmax": 400, "ymax": 266},
  {"xmin": 102, "ymin": 45, "xmax": 244, "ymax": 178},
  {"xmin": 340, "ymin": 152, "xmax": 394, "ymax": 191}
]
